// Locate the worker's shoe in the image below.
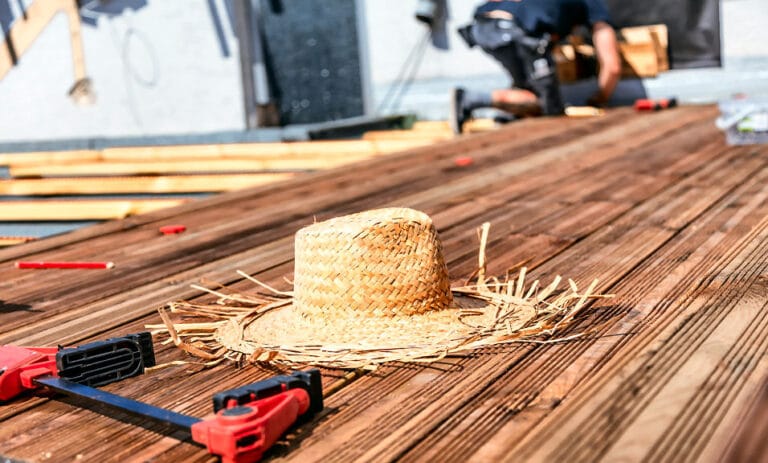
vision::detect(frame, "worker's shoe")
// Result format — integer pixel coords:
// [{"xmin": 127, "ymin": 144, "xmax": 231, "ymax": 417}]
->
[
  {"xmin": 494, "ymin": 112, "xmax": 517, "ymax": 124},
  {"xmin": 450, "ymin": 87, "xmax": 471, "ymax": 134}
]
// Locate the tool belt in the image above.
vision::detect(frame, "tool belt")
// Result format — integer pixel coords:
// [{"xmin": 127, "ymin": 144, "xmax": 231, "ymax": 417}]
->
[
  {"xmin": 458, "ymin": 16, "xmax": 563, "ymax": 116},
  {"xmin": 458, "ymin": 16, "xmax": 551, "ymax": 54}
]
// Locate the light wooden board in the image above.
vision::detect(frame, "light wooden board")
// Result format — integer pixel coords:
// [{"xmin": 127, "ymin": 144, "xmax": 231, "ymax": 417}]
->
[
  {"xmin": 410, "ymin": 119, "xmax": 499, "ymax": 133},
  {"xmin": 0, "ymin": 0, "xmax": 70, "ymax": 81},
  {"xmin": 0, "ymin": 198, "xmax": 187, "ymax": 220},
  {"xmin": 0, "ymin": 140, "xmax": 434, "ymax": 166},
  {"xmin": 0, "ymin": 106, "xmax": 759, "ymax": 463},
  {"xmin": 412, "ymin": 120, "xmax": 450, "ymax": 131},
  {"xmin": 8, "ymin": 156, "xmax": 376, "ymax": 177},
  {"xmin": 361, "ymin": 130, "xmax": 453, "ymax": 141},
  {"xmin": 0, "ymin": 149, "xmax": 99, "ymax": 166},
  {"xmin": 0, "ymin": 173, "xmax": 294, "ymax": 195},
  {"xmin": 0, "ymin": 236, "xmax": 36, "ymax": 246}
]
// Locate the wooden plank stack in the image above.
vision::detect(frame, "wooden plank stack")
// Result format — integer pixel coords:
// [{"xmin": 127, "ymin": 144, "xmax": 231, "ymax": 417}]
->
[
  {"xmin": 555, "ymin": 24, "xmax": 669, "ymax": 81},
  {"xmin": 0, "ymin": 122, "xmax": 497, "ymax": 223},
  {"xmin": 1, "ymin": 105, "xmax": 766, "ymax": 462},
  {"xmin": 618, "ymin": 24, "xmax": 669, "ymax": 78}
]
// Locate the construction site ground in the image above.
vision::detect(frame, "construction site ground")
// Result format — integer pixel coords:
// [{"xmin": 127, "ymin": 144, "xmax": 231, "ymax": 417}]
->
[{"xmin": 1, "ymin": 105, "xmax": 767, "ymax": 462}]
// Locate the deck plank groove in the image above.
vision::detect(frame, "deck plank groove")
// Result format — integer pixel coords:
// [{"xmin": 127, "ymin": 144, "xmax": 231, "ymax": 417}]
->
[{"xmin": 1, "ymin": 105, "xmax": 766, "ymax": 462}]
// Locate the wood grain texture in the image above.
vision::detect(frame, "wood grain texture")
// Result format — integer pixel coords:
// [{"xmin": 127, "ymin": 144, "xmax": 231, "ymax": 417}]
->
[{"xmin": 2, "ymin": 106, "xmax": 765, "ymax": 463}]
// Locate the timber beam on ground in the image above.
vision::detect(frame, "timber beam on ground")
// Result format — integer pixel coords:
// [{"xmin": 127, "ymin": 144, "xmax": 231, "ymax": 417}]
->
[
  {"xmin": 0, "ymin": 174, "xmax": 295, "ymax": 195},
  {"xmin": 0, "ymin": 139, "xmax": 436, "ymax": 166},
  {"xmin": 0, "ymin": 199, "xmax": 188, "ymax": 220}
]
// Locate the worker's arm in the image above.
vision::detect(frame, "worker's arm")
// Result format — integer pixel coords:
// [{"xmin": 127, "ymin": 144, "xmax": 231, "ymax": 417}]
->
[{"xmin": 588, "ymin": 21, "xmax": 621, "ymax": 107}]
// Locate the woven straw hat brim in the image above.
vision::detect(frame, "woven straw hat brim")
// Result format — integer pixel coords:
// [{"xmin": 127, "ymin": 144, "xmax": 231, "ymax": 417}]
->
[
  {"xmin": 215, "ymin": 292, "xmax": 529, "ymax": 366},
  {"xmin": 155, "ymin": 270, "xmax": 604, "ymax": 368},
  {"xmin": 151, "ymin": 215, "xmax": 607, "ymax": 368}
]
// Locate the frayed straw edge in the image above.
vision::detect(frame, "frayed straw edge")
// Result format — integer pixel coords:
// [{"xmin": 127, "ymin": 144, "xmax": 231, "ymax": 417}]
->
[{"xmin": 149, "ymin": 221, "xmax": 613, "ymax": 368}]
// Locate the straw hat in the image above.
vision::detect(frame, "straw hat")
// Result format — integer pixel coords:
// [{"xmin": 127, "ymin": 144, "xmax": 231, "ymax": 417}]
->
[{"xmin": 158, "ymin": 207, "xmax": 603, "ymax": 368}]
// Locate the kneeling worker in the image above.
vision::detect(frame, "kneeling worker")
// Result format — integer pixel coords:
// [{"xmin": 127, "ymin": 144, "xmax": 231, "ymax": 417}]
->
[{"xmin": 452, "ymin": 0, "xmax": 621, "ymax": 133}]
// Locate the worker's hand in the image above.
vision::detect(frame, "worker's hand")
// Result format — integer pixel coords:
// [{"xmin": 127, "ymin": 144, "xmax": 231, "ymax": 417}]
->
[{"xmin": 591, "ymin": 21, "xmax": 621, "ymax": 107}]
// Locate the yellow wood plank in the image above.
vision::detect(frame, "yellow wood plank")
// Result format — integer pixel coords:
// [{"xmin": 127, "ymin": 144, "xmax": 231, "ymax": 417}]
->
[
  {"xmin": 0, "ymin": 138, "xmax": 433, "ymax": 167},
  {"xmin": 101, "ymin": 145, "xmax": 228, "ymax": 160},
  {"xmin": 411, "ymin": 119, "xmax": 498, "ymax": 134},
  {"xmin": 63, "ymin": 0, "xmax": 86, "ymax": 81},
  {"xmin": 619, "ymin": 41, "xmax": 659, "ymax": 77},
  {"xmin": 9, "ymin": 156, "xmax": 376, "ymax": 178},
  {"xmin": 101, "ymin": 141, "xmax": 379, "ymax": 160},
  {"xmin": 565, "ymin": 106, "xmax": 605, "ymax": 117},
  {"xmin": 0, "ymin": 199, "xmax": 187, "ymax": 220},
  {"xmin": 0, "ymin": 236, "xmax": 36, "ymax": 246},
  {"xmin": 0, "ymin": 150, "xmax": 100, "ymax": 166},
  {"xmin": 618, "ymin": 25, "xmax": 668, "ymax": 78},
  {"xmin": 0, "ymin": 0, "xmax": 69, "ymax": 81},
  {"xmin": 412, "ymin": 121, "xmax": 450, "ymax": 131},
  {"xmin": 0, "ymin": 174, "xmax": 295, "ymax": 195},
  {"xmin": 464, "ymin": 118, "xmax": 500, "ymax": 133},
  {"xmin": 362, "ymin": 130, "xmax": 453, "ymax": 141},
  {"xmin": 273, "ymin": 141, "xmax": 376, "ymax": 156},
  {"xmin": 368, "ymin": 139, "xmax": 435, "ymax": 153}
]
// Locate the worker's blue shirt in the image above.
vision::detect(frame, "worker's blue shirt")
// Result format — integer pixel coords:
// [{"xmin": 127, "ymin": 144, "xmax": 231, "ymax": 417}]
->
[{"xmin": 474, "ymin": 0, "xmax": 612, "ymax": 37}]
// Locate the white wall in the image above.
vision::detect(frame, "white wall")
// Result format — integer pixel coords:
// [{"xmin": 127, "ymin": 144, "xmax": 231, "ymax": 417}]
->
[
  {"xmin": 0, "ymin": 0, "xmax": 243, "ymax": 142},
  {"xmin": 362, "ymin": 0, "xmax": 501, "ymax": 85},
  {"xmin": 721, "ymin": 0, "xmax": 768, "ymax": 57},
  {"xmin": 0, "ymin": 0, "xmax": 766, "ymax": 141},
  {"xmin": 364, "ymin": 0, "xmax": 768, "ymax": 86},
  {"xmin": 365, "ymin": 0, "xmax": 768, "ymax": 118}
]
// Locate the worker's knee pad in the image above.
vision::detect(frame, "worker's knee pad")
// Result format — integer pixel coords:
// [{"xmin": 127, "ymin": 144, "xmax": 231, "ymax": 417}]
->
[
  {"xmin": 530, "ymin": 68, "xmax": 564, "ymax": 115},
  {"xmin": 521, "ymin": 49, "xmax": 564, "ymax": 116}
]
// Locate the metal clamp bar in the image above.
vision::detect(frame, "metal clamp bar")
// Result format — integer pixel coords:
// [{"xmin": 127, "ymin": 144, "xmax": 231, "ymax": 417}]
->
[{"xmin": 36, "ymin": 377, "xmax": 201, "ymax": 431}]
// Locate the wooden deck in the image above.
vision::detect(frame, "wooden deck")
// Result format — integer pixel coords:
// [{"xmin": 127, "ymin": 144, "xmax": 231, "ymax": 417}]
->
[{"xmin": 1, "ymin": 105, "xmax": 766, "ymax": 462}]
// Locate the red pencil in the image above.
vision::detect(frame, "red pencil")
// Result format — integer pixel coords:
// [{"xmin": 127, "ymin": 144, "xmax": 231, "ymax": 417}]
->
[
  {"xmin": 15, "ymin": 261, "xmax": 115, "ymax": 269},
  {"xmin": 159, "ymin": 224, "xmax": 186, "ymax": 235}
]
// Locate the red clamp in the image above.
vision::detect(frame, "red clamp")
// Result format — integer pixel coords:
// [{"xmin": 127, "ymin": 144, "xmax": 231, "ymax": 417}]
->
[
  {"xmin": 191, "ymin": 388, "xmax": 310, "ymax": 463},
  {"xmin": 0, "ymin": 333, "xmax": 154, "ymax": 402},
  {"xmin": 634, "ymin": 98, "xmax": 678, "ymax": 111},
  {"xmin": 0, "ymin": 345, "xmax": 58, "ymax": 401}
]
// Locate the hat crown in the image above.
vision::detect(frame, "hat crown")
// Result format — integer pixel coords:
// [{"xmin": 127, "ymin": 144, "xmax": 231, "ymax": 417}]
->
[{"xmin": 293, "ymin": 208, "xmax": 453, "ymax": 319}]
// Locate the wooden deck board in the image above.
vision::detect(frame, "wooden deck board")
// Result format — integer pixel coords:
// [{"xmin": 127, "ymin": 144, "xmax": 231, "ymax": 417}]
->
[
  {"xmin": 0, "ymin": 174, "xmax": 295, "ymax": 195},
  {"xmin": 2, "ymin": 106, "xmax": 766, "ymax": 462},
  {"xmin": 0, "ymin": 198, "xmax": 188, "ymax": 220}
]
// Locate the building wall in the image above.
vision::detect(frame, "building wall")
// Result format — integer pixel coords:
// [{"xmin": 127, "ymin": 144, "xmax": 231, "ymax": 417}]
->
[
  {"xmin": 362, "ymin": 0, "xmax": 501, "ymax": 85},
  {"xmin": 0, "ymin": 0, "xmax": 243, "ymax": 142},
  {"xmin": 365, "ymin": 0, "xmax": 768, "ymax": 118},
  {"xmin": 364, "ymin": 0, "xmax": 768, "ymax": 85},
  {"xmin": 721, "ymin": 0, "xmax": 768, "ymax": 57},
  {"xmin": 0, "ymin": 0, "xmax": 766, "ymax": 142}
]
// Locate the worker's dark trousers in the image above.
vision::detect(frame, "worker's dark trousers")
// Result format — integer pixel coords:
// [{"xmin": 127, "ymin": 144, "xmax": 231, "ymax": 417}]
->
[{"xmin": 483, "ymin": 42, "xmax": 565, "ymax": 116}]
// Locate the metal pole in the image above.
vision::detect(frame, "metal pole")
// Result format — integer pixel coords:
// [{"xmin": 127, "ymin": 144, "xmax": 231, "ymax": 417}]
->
[
  {"xmin": 233, "ymin": 0, "xmax": 258, "ymax": 129},
  {"xmin": 355, "ymin": 0, "xmax": 373, "ymax": 116},
  {"xmin": 250, "ymin": 0, "xmax": 280, "ymax": 126},
  {"xmin": 250, "ymin": 0, "xmax": 269, "ymax": 106}
]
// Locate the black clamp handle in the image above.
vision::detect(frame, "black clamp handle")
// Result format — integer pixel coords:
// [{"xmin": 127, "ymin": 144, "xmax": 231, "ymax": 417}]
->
[
  {"xmin": 56, "ymin": 332, "xmax": 155, "ymax": 387},
  {"xmin": 212, "ymin": 369, "xmax": 323, "ymax": 416}
]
